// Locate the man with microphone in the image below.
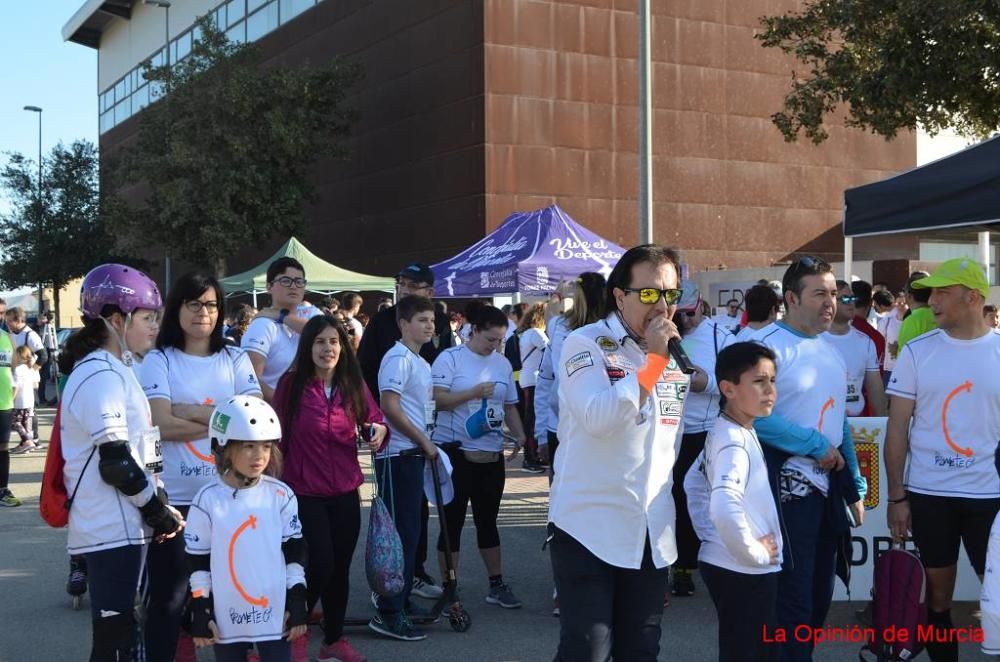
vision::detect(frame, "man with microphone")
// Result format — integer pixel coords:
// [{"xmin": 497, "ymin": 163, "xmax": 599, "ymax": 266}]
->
[{"xmin": 548, "ymin": 244, "xmax": 708, "ymax": 661}]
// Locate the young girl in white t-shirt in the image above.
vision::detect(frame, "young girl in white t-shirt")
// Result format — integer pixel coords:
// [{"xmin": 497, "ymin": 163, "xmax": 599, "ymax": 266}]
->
[
  {"xmin": 185, "ymin": 396, "xmax": 308, "ymax": 662},
  {"xmin": 10, "ymin": 345, "xmax": 39, "ymax": 453},
  {"xmin": 684, "ymin": 342, "xmax": 783, "ymax": 662}
]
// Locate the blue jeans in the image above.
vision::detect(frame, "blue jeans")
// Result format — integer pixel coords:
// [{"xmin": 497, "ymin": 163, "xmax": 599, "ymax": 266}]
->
[
  {"xmin": 374, "ymin": 453, "xmax": 425, "ymax": 617},
  {"xmin": 777, "ymin": 491, "xmax": 837, "ymax": 662}
]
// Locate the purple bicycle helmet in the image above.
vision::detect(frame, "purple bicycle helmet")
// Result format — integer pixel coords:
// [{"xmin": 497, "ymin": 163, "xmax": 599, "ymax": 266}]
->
[{"xmin": 80, "ymin": 263, "xmax": 162, "ymax": 320}]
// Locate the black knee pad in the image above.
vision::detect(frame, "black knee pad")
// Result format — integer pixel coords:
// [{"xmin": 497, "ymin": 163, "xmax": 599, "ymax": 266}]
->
[{"xmin": 91, "ymin": 611, "xmax": 136, "ymax": 661}]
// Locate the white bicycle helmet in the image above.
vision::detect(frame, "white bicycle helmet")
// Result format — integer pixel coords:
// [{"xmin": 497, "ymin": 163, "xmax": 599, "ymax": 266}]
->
[{"xmin": 209, "ymin": 395, "xmax": 282, "ymax": 448}]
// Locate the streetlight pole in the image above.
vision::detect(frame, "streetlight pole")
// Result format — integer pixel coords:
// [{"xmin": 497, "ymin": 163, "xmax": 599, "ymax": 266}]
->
[
  {"xmin": 145, "ymin": 0, "xmax": 173, "ymax": 287},
  {"xmin": 638, "ymin": 1, "xmax": 653, "ymax": 244},
  {"xmin": 23, "ymin": 106, "xmax": 44, "ymax": 316}
]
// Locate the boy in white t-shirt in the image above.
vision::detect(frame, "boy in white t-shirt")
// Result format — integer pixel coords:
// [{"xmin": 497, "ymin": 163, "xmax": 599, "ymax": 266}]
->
[
  {"xmin": 9, "ymin": 345, "xmax": 39, "ymax": 453},
  {"xmin": 369, "ymin": 296, "xmax": 440, "ymax": 642},
  {"xmin": 685, "ymin": 341, "xmax": 782, "ymax": 662}
]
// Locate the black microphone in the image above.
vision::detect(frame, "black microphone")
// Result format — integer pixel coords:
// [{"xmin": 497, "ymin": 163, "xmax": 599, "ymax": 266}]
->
[{"xmin": 668, "ymin": 338, "xmax": 695, "ymax": 375}]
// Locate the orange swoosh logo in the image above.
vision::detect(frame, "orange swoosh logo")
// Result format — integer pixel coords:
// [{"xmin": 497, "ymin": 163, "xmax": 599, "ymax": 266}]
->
[
  {"xmin": 228, "ymin": 515, "xmax": 269, "ymax": 608},
  {"xmin": 941, "ymin": 381, "xmax": 974, "ymax": 458},
  {"xmin": 185, "ymin": 441, "xmax": 215, "ymax": 464},
  {"xmin": 817, "ymin": 397, "xmax": 835, "ymax": 433}
]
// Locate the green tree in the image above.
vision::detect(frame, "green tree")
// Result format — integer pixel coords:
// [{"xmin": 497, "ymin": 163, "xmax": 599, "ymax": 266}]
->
[
  {"xmin": 109, "ymin": 15, "xmax": 361, "ymax": 274},
  {"xmin": 0, "ymin": 140, "xmax": 120, "ymax": 321},
  {"xmin": 757, "ymin": 2, "xmax": 1000, "ymax": 143}
]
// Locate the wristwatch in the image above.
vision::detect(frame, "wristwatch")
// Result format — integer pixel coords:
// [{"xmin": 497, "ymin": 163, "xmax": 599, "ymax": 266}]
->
[{"xmin": 276, "ymin": 308, "xmax": 290, "ymax": 325}]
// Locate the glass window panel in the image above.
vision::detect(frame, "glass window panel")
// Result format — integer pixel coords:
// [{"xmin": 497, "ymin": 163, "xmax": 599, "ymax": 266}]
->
[
  {"xmin": 100, "ymin": 91, "xmax": 111, "ymax": 112},
  {"xmin": 246, "ymin": 3, "xmax": 278, "ymax": 41},
  {"xmin": 114, "ymin": 99, "xmax": 131, "ymax": 125},
  {"xmin": 133, "ymin": 85, "xmax": 150, "ymax": 113},
  {"xmin": 176, "ymin": 32, "xmax": 192, "ymax": 61},
  {"xmin": 114, "ymin": 78, "xmax": 126, "ymax": 102},
  {"xmin": 919, "ymin": 242, "xmax": 998, "ymax": 285},
  {"xmin": 226, "ymin": 22, "xmax": 246, "ymax": 44},
  {"xmin": 215, "ymin": 7, "xmax": 226, "ymax": 28},
  {"xmin": 227, "ymin": 0, "xmax": 245, "ymax": 26},
  {"xmin": 100, "ymin": 110, "xmax": 114, "ymax": 134},
  {"xmin": 280, "ymin": 0, "xmax": 314, "ymax": 23},
  {"xmin": 149, "ymin": 81, "xmax": 165, "ymax": 101},
  {"xmin": 122, "ymin": 73, "xmax": 132, "ymax": 97},
  {"xmin": 248, "ymin": 0, "xmax": 269, "ymax": 11},
  {"xmin": 149, "ymin": 48, "xmax": 164, "ymax": 68},
  {"xmin": 192, "ymin": 24, "xmax": 202, "ymax": 44}
]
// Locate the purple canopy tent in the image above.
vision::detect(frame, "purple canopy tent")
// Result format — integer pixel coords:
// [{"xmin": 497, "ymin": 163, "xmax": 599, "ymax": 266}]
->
[{"xmin": 431, "ymin": 205, "xmax": 625, "ymax": 298}]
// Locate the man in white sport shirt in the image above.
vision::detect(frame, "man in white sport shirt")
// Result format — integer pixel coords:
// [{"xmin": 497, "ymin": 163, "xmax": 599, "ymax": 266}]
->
[
  {"xmin": 885, "ymin": 258, "xmax": 1000, "ymax": 662},
  {"xmin": 748, "ymin": 256, "xmax": 866, "ymax": 662},
  {"xmin": 823, "ymin": 280, "xmax": 887, "ymax": 417},
  {"xmin": 241, "ymin": 257, "xmax": 310, "ymax": 401},
  {"xmin": 549, "ymin": 244, "xmax": 709, "ymax": 661}
]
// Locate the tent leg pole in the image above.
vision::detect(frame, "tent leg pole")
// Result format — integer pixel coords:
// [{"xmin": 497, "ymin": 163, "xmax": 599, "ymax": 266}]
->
[
  {"xmin": 843, "ymin": 236, "xmax": 854, "ymax": 282},
  {"xmin": 979, "ymin": 231, "xmax": 991, "ymax": 285},
  {"xmin": 253, "ymin": 290, "xmax": 258, "ymax": 309}
]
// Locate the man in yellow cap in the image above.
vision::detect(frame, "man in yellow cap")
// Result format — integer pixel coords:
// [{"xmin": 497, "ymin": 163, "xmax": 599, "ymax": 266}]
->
[{"xmin": 884, "ymin": 258, "xmax": 999, "ymax": 662}]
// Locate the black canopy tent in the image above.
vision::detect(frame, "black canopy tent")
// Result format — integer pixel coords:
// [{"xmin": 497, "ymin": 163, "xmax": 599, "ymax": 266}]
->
[{"xmin": 841, "ymin": 136, "xmax": 999, "ymax": 283}]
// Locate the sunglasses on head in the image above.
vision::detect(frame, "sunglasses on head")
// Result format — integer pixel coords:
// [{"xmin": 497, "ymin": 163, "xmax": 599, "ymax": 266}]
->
[{"xmin": 623, "ymin": 288, "xmax": 683, "ymax": 305}]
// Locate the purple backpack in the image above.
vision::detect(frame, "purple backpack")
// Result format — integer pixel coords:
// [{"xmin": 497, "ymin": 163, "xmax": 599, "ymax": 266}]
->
[
  {"xmin": 365, "ymin": 449, "xmax": 406, "ymax": 597},
  {"xmin": 860, "ymin": 547, "xmax": 928, "ymax": 661}
]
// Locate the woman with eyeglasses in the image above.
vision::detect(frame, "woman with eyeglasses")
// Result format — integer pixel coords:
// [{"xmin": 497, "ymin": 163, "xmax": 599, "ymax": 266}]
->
[
  {"xmin": 431, "ymin": 304, "xmax": 528, "ymax": 610},
  {"xmin": 138, "ymin": 272, "xmax": 263, "ymax": 662},
  {"xmin": 272, "ymin": 315, "xmax": 387, "ymax": 662},
  {"xmin": 242, "ymin": 257, "xmax": 311, "ymax": 401}
]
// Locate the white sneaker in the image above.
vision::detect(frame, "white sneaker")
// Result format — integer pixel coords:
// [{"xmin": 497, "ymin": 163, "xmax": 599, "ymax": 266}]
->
[{"xmin": 411, "ymin": 576, "xmax": 444, "ymax": 599}]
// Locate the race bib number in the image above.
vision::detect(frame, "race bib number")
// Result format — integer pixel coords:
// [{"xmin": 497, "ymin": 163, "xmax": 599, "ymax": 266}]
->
[
  {"xmin": 424, "ymin": 401, "xmax": 437, "ymax": 431},
  {"xmin": 0, "ymin": 351, "xmax": 10, "ymax": 368},
  {"xmin": 137, "ymin": 427, "xmax": 163, "ymax": 475},
  {"xmin": 846, "ymin": 381, "xmax": 861, "ymax": 404},
  {"xmin": 485, "ymin": 399, "xmax": 504, "ymax": 429}
]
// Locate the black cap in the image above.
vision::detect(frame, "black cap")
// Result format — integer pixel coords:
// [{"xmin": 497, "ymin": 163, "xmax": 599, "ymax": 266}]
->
[{"xmin": 397, "ymin": 263, "xmax": 434, "ymax": 286}]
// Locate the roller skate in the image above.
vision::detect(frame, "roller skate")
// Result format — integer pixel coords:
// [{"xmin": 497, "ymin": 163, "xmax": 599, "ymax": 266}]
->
[{"xmin": 66, "ymin": 555, "xmax": 87, "ymax": 610}]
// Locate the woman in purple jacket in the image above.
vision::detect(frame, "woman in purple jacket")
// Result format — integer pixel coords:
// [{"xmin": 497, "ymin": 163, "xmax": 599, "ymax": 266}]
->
[{"xmin": 273, "ymin": 315, "xmax": 387, "ymax": 662}]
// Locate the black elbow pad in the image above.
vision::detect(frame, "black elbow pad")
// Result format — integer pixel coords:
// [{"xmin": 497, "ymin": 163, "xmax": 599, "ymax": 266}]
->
[
  {"xmin": 98, "ymin": 443, "xmax": 149, "ymax": 496},
  {"xmin": 282, "ymin": 536, "xmax": 307, "ymax": 568}
]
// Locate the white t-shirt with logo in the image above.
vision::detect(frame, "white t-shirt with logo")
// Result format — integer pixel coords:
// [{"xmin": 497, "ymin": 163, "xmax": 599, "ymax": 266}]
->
[
  {"xmin": 241, "ymin": 318, "xmax": 300, "ymax": 389},
  {"xmin": 880, "ymin": 314, "xmax": 904, "ymax": 371},
  {"xmin": 822, "ymin": 327, "xmax": 879, "ymax": 416},
  {"xmin": 684, "ymin": 416, "xmax": 783, "ymax": 574},
  {"xmin": 185, "ymin": 475, "xmax": 302, "ymax": 644},
  {"xmin": 378, "ymin": 341, "xmax": 434, "ymax": 457},
  {"xmin": 141, "ymin": 347, "xmax": 262, "ymax": 505},
  {"xmin": 10, "ymin": 327, "xmax": 43, "ymax": 354},
  {"xmin": 887, "ymin": 329, "xmax": 1000, "ymax": 498},
  {"xmin": 430, "ymin": 345, "xmax": 518, "ymax": 452},
  {"xmin": 12, "ymin": 364, "xmax": 38, "ymax": 409},
  {"xmin": 62, "ymin": 350, "xmax": 160, "ymax": 554},
  {"xmin": 518, "ymin": 327, "xmax": 548, "ymax": 388},
  {"xmin": 749, "ymin": 323, "xmax": 848, "ymax": 495}
]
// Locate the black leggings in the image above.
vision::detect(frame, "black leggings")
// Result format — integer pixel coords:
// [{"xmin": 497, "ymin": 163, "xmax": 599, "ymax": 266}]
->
[
  {"xmin": 85, "ymin": 543, "xmax": 144, "ymax": 662},
  {"xmin": 437, "ymin": 445, "xmax": 505, "ymax": 552},
  {"xmin": 0, "ymin": 409, "xmax": 12, "ymax": 489},
  {"xmin": 142, "ymin": 505, "xmax": 190, "ymax": 662},
  {"xmin": 298, "ymin": 491, "xmax": 361, "ymax": 645},
  {"xmin": 671, "ymin": 430, "xmax": 708, "ymax": 570}
]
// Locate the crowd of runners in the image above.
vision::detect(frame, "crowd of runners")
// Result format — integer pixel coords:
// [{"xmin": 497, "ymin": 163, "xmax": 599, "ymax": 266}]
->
[{"xmin": 1, "ymin": 244, "xmax": 999, "ymax": 662}]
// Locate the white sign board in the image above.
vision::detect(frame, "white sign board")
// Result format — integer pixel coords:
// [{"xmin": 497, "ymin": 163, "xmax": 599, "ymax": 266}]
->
[{"xmin": 832, "ymin": 417, "xmax": 982, "ymax": 601}]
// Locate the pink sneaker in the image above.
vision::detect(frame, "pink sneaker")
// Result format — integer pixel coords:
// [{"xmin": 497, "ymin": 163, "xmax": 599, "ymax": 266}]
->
[
  {"xmin": 174, "ymin": 632, "xmax": 197, "ymax": 662},
  {"xmin": 290, "ymin": 631, "xmax": 310, "ymax": 662},
  {"xmin": 317, "ymin": 637, "xmax": 366, "ymax": 662}
]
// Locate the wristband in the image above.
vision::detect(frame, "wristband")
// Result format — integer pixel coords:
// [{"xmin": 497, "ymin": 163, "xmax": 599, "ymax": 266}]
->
[
  {"xmin": 637, "ymin": 353, "xmax": 669, "ymax": 392},
  {"xmin": 888, "ymin": 496, "xmax": 908, "ymax": 504}
]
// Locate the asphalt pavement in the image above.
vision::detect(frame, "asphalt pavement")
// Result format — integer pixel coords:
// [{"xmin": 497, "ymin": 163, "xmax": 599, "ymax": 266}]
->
[{"xmin": 1, "ymin": 409, "xmax": 992, "ymax": 661}]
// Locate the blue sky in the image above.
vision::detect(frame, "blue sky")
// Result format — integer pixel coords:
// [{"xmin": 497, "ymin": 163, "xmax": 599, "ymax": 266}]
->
[{"xmin": 0, "ymin": 1, "xmax": 97, "ymax": 176}]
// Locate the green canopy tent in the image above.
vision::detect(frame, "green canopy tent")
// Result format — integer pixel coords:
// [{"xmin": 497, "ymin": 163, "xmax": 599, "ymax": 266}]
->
[{"xmin": 220, "ymin": 237, "xmax": 396, "ymax": 307}]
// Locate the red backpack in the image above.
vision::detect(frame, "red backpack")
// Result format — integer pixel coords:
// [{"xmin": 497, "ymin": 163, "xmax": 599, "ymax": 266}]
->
[
  {"xmin": 39, "ymin": 407, "xmax": 95, "ymax": 527},
  {"xmin": 859, "ymin": 546, "xmax": 928, "ymax": 661}
]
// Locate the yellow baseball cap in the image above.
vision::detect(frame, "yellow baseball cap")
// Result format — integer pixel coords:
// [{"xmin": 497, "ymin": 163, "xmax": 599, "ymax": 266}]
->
[{"xmin": 911, "ymin": 258, "xmax": 989, "ymax": 298}]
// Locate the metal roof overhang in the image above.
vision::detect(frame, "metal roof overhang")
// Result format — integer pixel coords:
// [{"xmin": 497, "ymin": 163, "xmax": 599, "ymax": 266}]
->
[{"xmin": 62, "ymin": 1, "xmax": 134, "ymax": 48}]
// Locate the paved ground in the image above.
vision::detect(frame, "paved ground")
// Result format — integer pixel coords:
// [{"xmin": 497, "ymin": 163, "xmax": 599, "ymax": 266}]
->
[{"xmin": 1, "ymin": 409, "xmax": 993, "ymax": 661}]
